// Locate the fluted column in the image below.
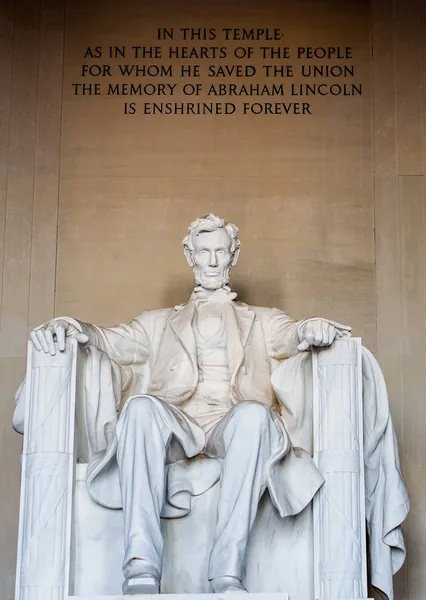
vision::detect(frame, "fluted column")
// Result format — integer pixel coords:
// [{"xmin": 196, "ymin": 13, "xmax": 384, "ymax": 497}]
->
[
  {"xmin": 312, "ymin": 338, "xmax": 368, "ymax": 600},
  {"xmin": 15, "ymin": 340, "xmax": 78, "ymax": 600}
]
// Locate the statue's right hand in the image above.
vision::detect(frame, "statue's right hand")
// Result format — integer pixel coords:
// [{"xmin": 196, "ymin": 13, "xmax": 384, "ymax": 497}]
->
[{"xmin": 29, "ymin": 320, "xmax": 89, "ymax": 355}]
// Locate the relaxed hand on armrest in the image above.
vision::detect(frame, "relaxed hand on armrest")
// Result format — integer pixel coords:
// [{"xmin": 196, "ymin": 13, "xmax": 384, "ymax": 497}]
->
[{"xmin": 30, "ymin": 320, "xmax": 89, "ymax": 355}]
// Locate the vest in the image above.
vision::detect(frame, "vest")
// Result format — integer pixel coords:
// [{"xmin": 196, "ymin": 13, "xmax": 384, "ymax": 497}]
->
[{"xmin": 183, "ymin": 308, "xmax": 233, "ymax": 432}]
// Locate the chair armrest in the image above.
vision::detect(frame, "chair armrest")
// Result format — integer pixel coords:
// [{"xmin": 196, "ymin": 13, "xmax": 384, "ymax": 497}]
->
[
  {"xmin": 15, "ymin": 339, "xmax": 80, "ymax": 600},
  {"xmin": 312, "ymin": 337, "xmax": 368, "ymax": 598}
]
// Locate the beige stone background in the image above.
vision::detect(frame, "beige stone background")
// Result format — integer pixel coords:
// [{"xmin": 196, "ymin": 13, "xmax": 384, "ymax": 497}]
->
[{"xmin": 0, "ymin": 0, "xmax": 425, "ymax": 598}]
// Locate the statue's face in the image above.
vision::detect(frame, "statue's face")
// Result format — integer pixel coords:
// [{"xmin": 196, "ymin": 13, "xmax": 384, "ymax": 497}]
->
[{"xmin": 191, "ymin": 228, "xmax": 234, "ymax": 290}]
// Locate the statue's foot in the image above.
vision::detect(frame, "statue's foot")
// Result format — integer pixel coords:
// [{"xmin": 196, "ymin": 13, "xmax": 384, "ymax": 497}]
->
[
  {"xmin": 210, "ymin": 576, "xmax": 248, "ymax": 593},
  {"xmin": 123, "ymin": 559, "xmax": 160, "ymax": 594},
  {"xmin": 123, "ymin": 575, "xmax": 160, "ymax": 595}
]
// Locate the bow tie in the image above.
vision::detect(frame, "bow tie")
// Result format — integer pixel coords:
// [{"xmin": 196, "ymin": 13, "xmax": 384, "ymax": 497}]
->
[{"xmin": 190, "ymin": 286, "xmax": 238, "ymax": 304}]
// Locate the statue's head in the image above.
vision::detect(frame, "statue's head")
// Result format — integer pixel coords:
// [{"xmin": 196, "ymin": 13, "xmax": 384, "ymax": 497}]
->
[{"xmin": 183, "ymin": 214, "xmax": 240, "ymax": 290}]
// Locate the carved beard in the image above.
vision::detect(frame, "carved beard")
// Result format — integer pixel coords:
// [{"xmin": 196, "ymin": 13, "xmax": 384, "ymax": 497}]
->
[{"xmin": 193, "ymin": 265, "xmax": 231, "ymax": 290}]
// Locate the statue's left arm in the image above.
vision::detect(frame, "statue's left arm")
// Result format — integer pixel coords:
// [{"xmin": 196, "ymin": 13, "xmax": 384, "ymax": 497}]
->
[
  {"xmin": 76, "ymin": 315, "xmax": 151, "ymax": 368},
  {"xmin": 29, "ymin": 313, "xmax": 151, "ymax": 368},
  {"xmin": 265, "ymin": 308, "xmax": 351, "ymax": 358},
  {"xmin": 13, "ymin": 314, "xmax": 151, "ymax": 435}
]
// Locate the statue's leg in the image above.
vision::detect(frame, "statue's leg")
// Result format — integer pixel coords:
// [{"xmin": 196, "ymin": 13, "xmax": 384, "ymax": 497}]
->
[
  {"xmin": 116, "ymin": 395, "xmax": 174, "ymax": 592},
  {"xmin": 206, "ymin": 400, "xmax": 285, "ymax": 588}
]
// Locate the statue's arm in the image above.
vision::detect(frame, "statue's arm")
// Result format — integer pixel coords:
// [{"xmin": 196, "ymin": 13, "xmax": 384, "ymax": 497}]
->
[
  {"xmin": 265, "ymin": 308, "xmax": 304, "ymax": 359},
  {"xmin": 15, "ymin": 316, "xmax": 149, "ymax": 436},
  {"xmin": 76, "ymin": 316, "xmax": 150, "ymax": 367},
  {"xmin": 30, "ymin": 313, "xmax": 150, "ymax": 367},
  {"xmin": 266, "ymin": 308, "xmax": 352, "ymax": 358}
]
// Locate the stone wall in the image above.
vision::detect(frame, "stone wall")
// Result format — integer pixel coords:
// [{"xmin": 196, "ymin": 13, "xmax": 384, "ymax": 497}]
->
[{"xmin": 0, "ymin": 0, "xmax": 424, "ymax": 598}]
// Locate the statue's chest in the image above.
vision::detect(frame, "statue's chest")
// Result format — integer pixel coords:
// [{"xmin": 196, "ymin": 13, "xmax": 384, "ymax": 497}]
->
[{"xmin": 194, "ymin": 304, "xmax": 226, "ymax": 343}]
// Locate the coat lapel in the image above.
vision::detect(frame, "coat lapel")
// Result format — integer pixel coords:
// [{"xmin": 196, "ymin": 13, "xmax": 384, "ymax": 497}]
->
[
  {"xmin": 170, "ymin": 302, "xmax": 197, "ymax": 369},
  {"xmin": 236, "ymin": 303, "xmax": 256, "ymax": 348},
  {"xmin": 225, "ymin": 303, "xmax": 255, "ymax": 382}
]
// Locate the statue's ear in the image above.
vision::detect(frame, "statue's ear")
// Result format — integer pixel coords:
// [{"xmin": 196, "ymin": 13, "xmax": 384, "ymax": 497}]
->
[
  {"xmin": 184, "ymin": 246, "xmax": 194, "ymax": 267},
  {"xmin": 231, "ymin": 247, "xmax": 240, "ymax": 267}
]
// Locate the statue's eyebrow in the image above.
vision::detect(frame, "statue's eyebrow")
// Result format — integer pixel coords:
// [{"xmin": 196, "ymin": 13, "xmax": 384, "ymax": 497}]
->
[{"xmin": 196, "ymin": 246, "xmax": 229, "ymax": 252}]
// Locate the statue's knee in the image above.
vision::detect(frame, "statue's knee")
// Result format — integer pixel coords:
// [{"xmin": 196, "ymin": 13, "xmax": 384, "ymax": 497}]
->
[
  {"xmin": 232, "ymin": 401, "xmax": 271, "ymax": 431},
  {"xmin": 125, "ymin": 395, "xmax": 157, "ymax": 421}
]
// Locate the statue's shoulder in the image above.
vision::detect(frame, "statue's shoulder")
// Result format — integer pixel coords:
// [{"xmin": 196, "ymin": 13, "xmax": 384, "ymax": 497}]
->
[
  {"xmin": 238, "ymin": 304, "xmax": 289, "ymax": 322},
  {"xmin": 132, "ymin": 307, "xmax": 175, "ymax": 327},
  {"xmin": 236, "ymin": 303, "xmax": 275, "ymax": 319}
]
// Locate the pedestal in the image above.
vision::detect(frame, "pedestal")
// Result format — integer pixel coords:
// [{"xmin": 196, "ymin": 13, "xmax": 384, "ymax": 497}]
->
[{"xmin": 71, "ymin": 595, "xmax": 290, "ymax": 600}]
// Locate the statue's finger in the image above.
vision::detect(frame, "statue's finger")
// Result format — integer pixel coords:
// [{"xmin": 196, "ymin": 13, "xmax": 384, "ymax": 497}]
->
[
  {"xmin": 56, "ymin": 325, "xmax": 66, "ymax": 352},
  {"xmin": 326, "ymin": 319, "xmax": 351, "ymax": 332},
  {"xmin": 297, "ymin": 340, "xmax": 310, "ymax": 351},
  {"xmin": 30, "ymin": 331, "xmax": 42, "ymax": 351},
  {"xmin": 76, "ymin": 333, "xmax": 89, "ymax": 344},
  {"xmin": 321, "ymin": 323, "xmax": 330, "ymax": 346},
  {"xmin": 336, "ymin": 328, "xmax": 351, "ymax": 338},
  {"xmin": 44, "ymin": 328, "xmax": 56, "ymax": 355},
  {"xmin": 35, "ymin": 329, "xmax": 49, "ymax": 353},
  {"xmin": 314, "ymin": 328, "xmax": 323, "ymax": 344},
  {"xmin": 304, "ymin": 331, "xmax": 315, "ymax": 345},
  {"xmin": 321, "ymin": 324, "xmax": 332, "ymax": 346}
]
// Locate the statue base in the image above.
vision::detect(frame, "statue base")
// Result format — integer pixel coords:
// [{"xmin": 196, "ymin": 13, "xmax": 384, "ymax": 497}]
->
[
  {"xmin": 72, "ymin": 595, "xmax": 290, "ymax": 600},
  {"xmin": 69, "ymin": 595, "xmax": 376, "ymax": 599}
]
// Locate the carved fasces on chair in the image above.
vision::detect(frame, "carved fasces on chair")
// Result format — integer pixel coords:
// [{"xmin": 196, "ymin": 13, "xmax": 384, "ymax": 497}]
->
[
  {"xmin": 312, "ymin": 338, "xmax": 368, "ymax": 600},
  {"xmin": 15, "ymin": 341, "xmax": 79, "ymax": 600}
]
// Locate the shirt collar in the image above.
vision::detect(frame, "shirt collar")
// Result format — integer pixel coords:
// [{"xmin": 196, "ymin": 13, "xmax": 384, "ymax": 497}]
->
[{"xmin": 189, "ymin": 285, "xmax": 238, "ymax": 304}]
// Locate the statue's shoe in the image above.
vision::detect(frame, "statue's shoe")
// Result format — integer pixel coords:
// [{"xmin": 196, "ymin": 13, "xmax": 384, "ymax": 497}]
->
[
  {"xmin": 122, "ymin": 575, "xmax": 160, "ymax": 595},
  {"xmin": 210, "ymin": 576, "xmax": 249, "ymax": 593}
]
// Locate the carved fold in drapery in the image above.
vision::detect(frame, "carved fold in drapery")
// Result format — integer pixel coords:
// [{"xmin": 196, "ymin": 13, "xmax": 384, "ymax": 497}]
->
[
  {"xmin": 15, "ymin": 341, "xmax": 78, "ymax": 600},
  {"xmin": 312, "ymin": 338, "xmax": 368, "ymax": 600}
]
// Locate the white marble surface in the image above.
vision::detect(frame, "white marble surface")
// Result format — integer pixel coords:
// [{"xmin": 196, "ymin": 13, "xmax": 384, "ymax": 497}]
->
[
  {"xmin": 15, "ymin": 340, "xmax": 79, "ymax": 600},
  {"xmin": 312, "ymin": 339, "xmax": 368, "ymax": 599},
  {"xmin": 14, "ymin": 215, "xmax": 409, "ymax": 600},
  {"xmin": 69, "ymin": 595, "xmax": 290, "ymax": 600},
  {"xmin": 23, "ymin": 215, "xmax": 346, "ymax": 596},
  {"xmin": 72, "ymin": 463, "xmax": 313, "ymax": 597}
]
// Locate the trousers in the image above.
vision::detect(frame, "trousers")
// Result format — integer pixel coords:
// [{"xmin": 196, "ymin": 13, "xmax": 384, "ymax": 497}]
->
[{"xmin": 116, "ymin": 395, "xmax": 286, "ymax": 581}]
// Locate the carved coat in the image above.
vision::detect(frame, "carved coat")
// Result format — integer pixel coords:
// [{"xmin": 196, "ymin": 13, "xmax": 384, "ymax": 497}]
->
[
  {"xmin": 71, "ymin": 299, "xmax": 324, "ymax": 515},
  {"xmin": 79, "ymin": 300, "xmax": 303, "ymax": 409},
  {"xmin": 13, "ymin": 298, "xmax": 409, "ymax": 600}
]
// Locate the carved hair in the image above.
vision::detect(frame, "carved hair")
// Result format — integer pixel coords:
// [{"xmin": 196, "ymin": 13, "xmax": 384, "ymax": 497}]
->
[
  {"xmin": 182, "ymin": 214, "xmax": 240, "ymax": 264},
  {"xmin": 182, "ymin": 213, "xmax": 240, "ymax": 254}
]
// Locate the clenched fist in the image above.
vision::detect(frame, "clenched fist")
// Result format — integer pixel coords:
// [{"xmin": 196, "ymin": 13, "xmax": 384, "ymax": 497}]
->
[{"xmin": 297, "ymin": 318, "xmax": 351, "ymax": 352}]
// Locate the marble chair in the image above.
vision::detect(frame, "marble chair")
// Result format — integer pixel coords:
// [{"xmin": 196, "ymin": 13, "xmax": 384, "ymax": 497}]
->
[{"xmin": 14, "ymin": 337, "xmax": 371, "ymax": 600}]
